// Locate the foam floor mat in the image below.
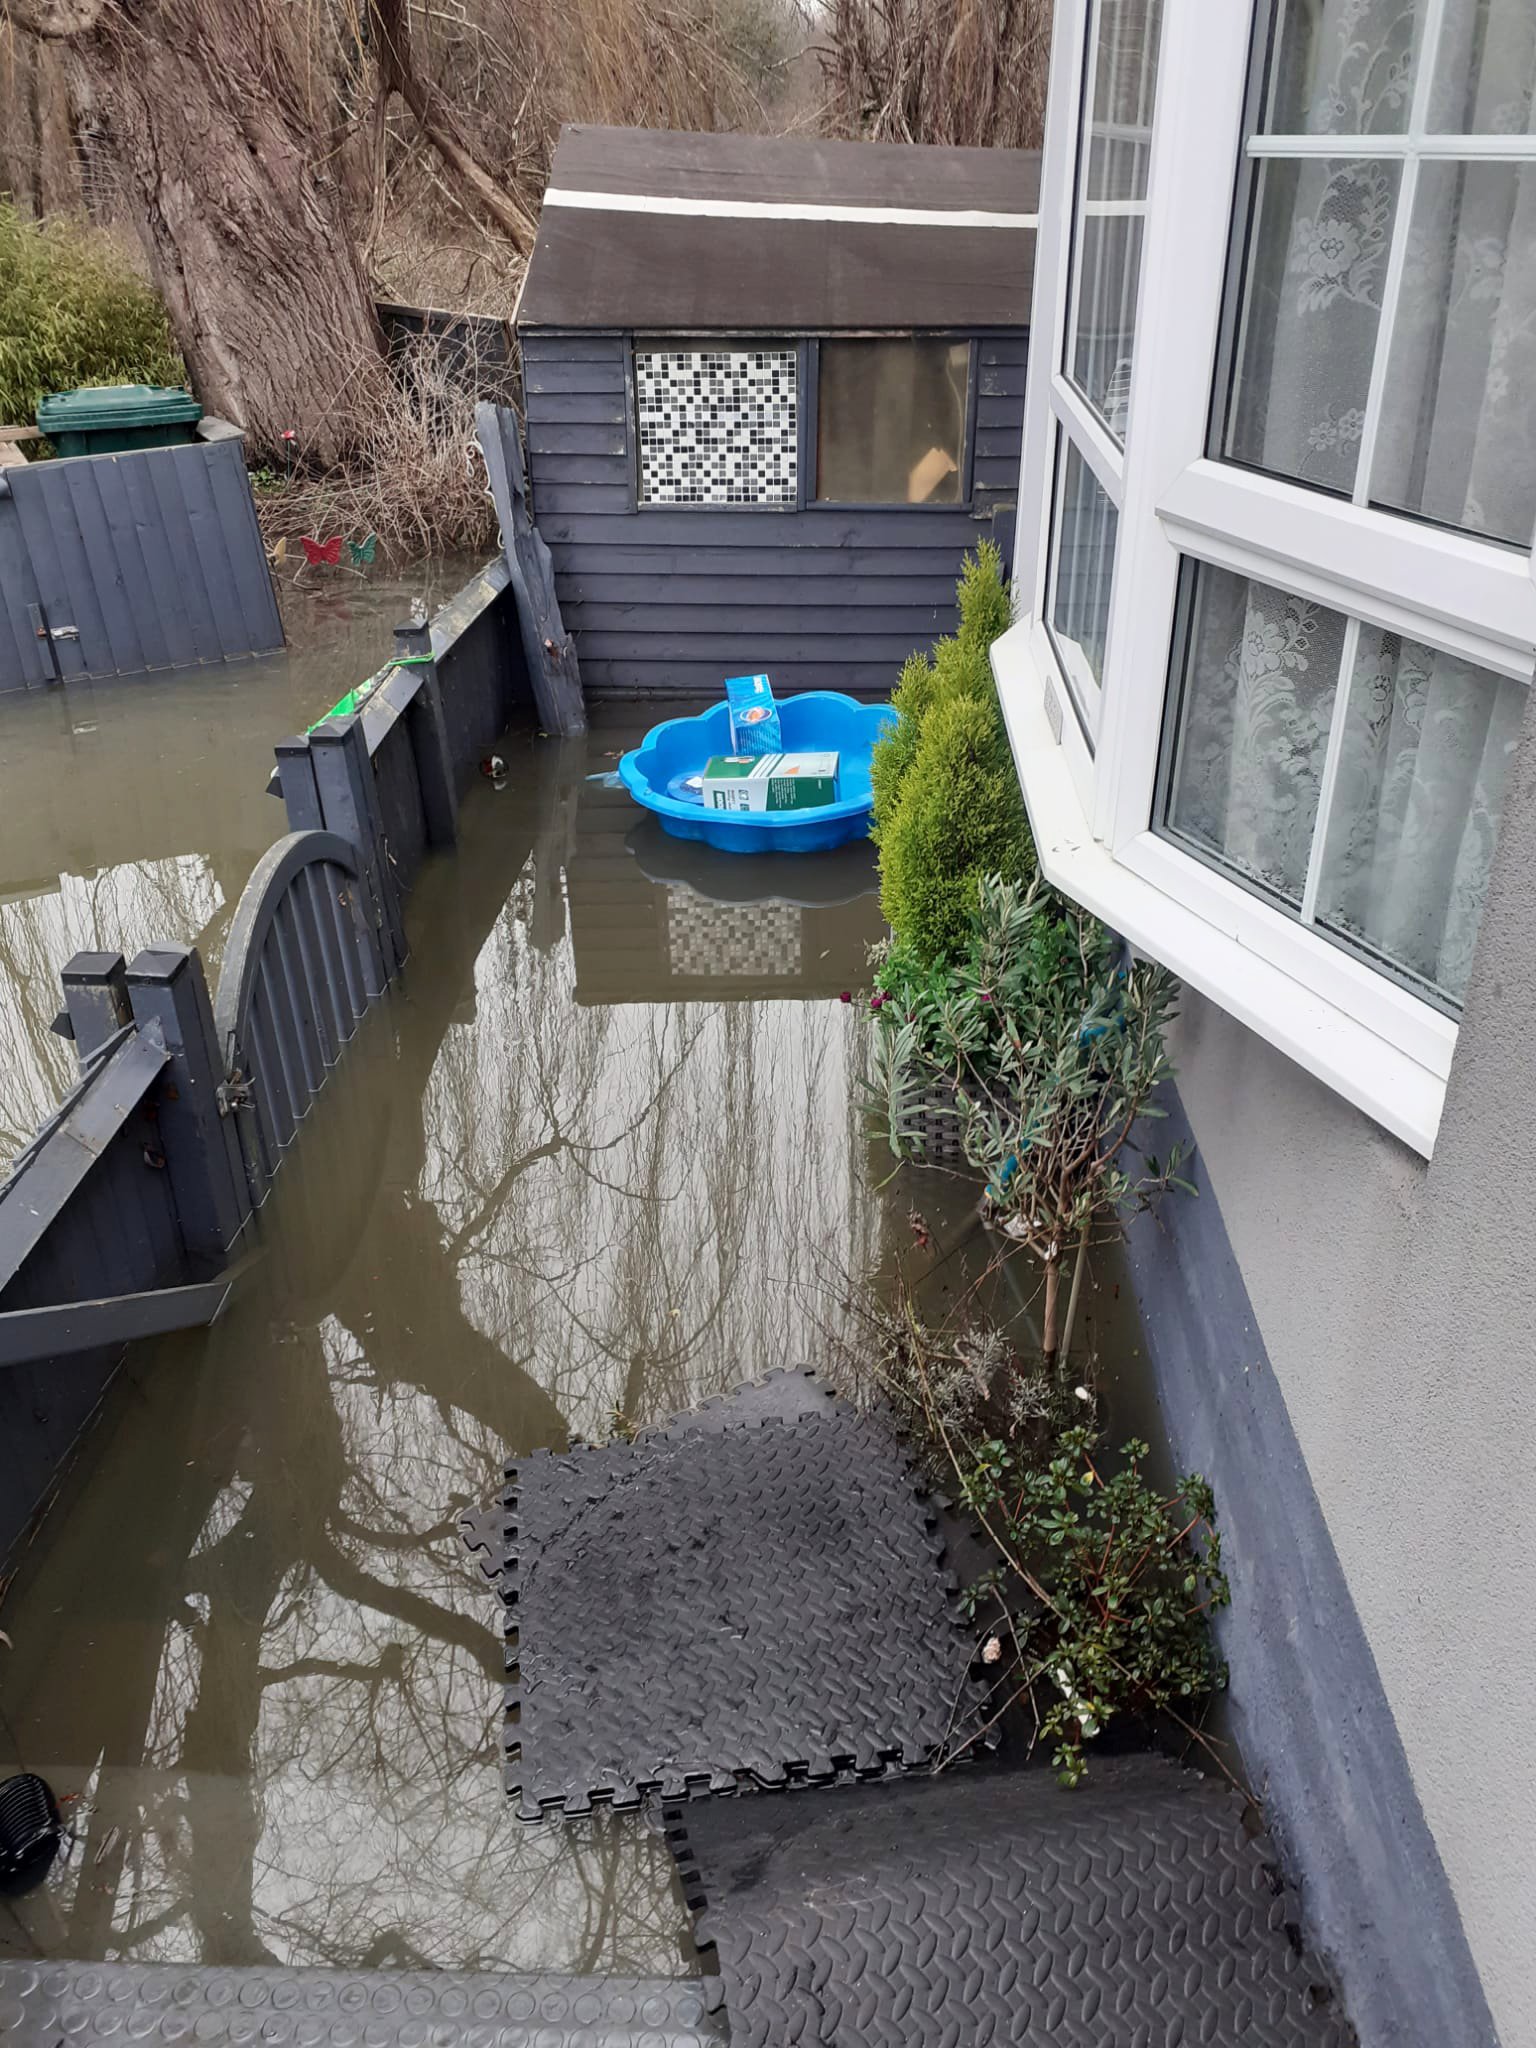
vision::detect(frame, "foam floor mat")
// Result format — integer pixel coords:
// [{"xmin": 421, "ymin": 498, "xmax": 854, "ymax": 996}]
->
[
  {"xmin": 472, "ymin": 1370, "xmax": 989, "ymax": 1823},
  {"xmin": 0, "ymin": 1962, "xmax": 723, "ymax": 2047},
  {"xmin": 666, "ymin": 1755, "xmax": 1349, "ymax": 2048}
]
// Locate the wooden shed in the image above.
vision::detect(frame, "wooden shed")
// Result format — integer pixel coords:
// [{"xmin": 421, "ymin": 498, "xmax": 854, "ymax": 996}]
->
[{"xmin": 517, "ymin": 125, "xmax": 1039, "ymax": 699}]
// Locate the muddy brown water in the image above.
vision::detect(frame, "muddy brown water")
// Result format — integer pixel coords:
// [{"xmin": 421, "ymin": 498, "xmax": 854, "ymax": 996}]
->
[{"xmin": 0, "ymin": 568, "xmax": 1215, "ymax": 1974}]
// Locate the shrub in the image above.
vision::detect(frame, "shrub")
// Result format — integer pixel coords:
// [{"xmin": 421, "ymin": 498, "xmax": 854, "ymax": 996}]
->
[
  {"xmin": 869, "ymin": 872, "xmax": 1187, "ymax": 1366},
  {"xmin": 959, "ymin": 1427, "xmax": 1229, "ymax": 1785},
  {"xmin": 871, "ymin": 540, "xmax": 1031, "ymax": 961},
  {"xmin": 878, "ymin": 691, "xmax": 1033, "ymax": 966},
  {"xmin": 0, "ymin": 205, "xmax": 183, "ymax": 426}
]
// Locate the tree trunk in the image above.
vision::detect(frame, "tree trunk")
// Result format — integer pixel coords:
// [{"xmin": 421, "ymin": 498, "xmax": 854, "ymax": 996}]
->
[
  {"xmin": 1041, "ymin": 1242, "xmax": 1061, "ymax": 1372},
  {"xmin": 54, "ymin": 0, "xmax": 389, "ymax": 465}
]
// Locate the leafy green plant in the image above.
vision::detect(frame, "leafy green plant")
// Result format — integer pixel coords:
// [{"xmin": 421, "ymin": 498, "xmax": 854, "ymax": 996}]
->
[
  {"xmin": 958, "ymin": 1426, "xmax": 1229, "ymax": 1785},
  {"xmin": 869, "ymin": 872, "xmax": 1188, "ymax": 1366},
  {"xmin": 0, "ymin": 205, "xmax": 184, "ymax": 426},
  {"xmin": 870, "ymin": 541, "xmax": 1033, "ymax": 958}
]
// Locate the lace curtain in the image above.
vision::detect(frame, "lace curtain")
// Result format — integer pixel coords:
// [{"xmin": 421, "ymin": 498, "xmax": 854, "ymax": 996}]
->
[{"xmin": 1172, "ymin": 0, "xmax": 1534, "ymax": 1007}]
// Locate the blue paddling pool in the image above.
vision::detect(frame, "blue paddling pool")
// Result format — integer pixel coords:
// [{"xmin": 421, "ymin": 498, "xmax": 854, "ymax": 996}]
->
[{"xmin": 618, "ymin": 692, "xmax": 895, "ymax": 853}]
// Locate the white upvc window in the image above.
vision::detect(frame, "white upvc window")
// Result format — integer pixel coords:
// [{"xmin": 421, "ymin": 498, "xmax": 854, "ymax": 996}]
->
[{"xmin": 995, "ymin": 0, "xmax": 1536, "ymax": 1156}]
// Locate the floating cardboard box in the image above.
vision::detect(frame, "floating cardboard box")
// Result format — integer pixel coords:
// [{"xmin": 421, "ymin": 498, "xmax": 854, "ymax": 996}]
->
[{"xmin": 702, "ymin": 753, "xmax": 840, "ymax": 813}]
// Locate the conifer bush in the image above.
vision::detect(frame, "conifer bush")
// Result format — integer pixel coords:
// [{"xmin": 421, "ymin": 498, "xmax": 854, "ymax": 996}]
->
[
  {"xmin": 870, "ymin": 540, "xmax": 1032, "ymax": 965},
  {"xmin": 0, "ymin": 205, "xmax": 184, "ymax": 427}
]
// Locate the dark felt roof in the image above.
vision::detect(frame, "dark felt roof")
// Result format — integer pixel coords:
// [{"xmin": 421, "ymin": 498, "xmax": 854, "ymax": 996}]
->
[{"xmin": 518, "ymin": 125, "xmax": 1039, "ymax": 333}]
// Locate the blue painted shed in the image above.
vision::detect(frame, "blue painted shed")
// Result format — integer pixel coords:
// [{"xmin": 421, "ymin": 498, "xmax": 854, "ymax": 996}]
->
[{"xmin": 517, "ymin": 125, "xmax": 1039, "ymax": 698}]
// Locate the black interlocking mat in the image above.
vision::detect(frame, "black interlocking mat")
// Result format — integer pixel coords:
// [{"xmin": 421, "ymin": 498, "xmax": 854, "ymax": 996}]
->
[
  {"xmin": 666, "ymin": 1756, "xmax": 1349, "ymax": 2048},
  {"xmin": 0, "ymin": 1961, "xmax": 723, "ymax": 2047},
  {"xmin": 478, "ymin": 1370, "xmax": 987, "ymax": 1823}
]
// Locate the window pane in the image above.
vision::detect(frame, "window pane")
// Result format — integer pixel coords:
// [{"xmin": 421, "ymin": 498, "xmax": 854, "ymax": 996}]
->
[
  {"xmin": 1263, "ymin": 0, "xmax": 1423, "ymax": 134},
  {"xmin": 1315, "ymin": 629, "xmax": 1524, "ymax": 1004},
  {"xmin": 1223, "ymin": 157, "xmax": 1401, "ymax": 492},
  {"xmin": 1428, "ymin": 0, "xmax": 1536, "ymax": 132},
  {"xmin": 1048, "ymin": 439, "xmax": 1119, "ymax": 690},
  {"xmin": 815, "ymin": 340, "xmax": 969, "ymax": 505},
  {"xmin": 1369, "ymin": 161, "xmax": 1536, "ymax": 544},
  {"xmin": 1068, "ymin": 0, "xmax": 1162, "ymax": 438},
  {"xmin": 636, "ymin": 347, "xmax": 797, "ymax": 506},
  {"xmin": 1161, "ymin": 564, "xmax": 1347, "ymax": 907}
]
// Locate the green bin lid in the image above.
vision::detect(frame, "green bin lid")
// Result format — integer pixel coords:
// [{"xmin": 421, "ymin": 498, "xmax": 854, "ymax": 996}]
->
[{"xmin": 36, "ymin": 384, "xmax": 203, "ymax": 432}]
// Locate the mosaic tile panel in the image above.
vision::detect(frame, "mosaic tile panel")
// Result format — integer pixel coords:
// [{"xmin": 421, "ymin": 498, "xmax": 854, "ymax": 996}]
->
[{"xmin": 636, "ymin": 349, "xmax": 798, "ymax": 506}]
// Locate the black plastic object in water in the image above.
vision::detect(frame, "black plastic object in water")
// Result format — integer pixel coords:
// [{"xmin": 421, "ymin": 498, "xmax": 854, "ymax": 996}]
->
[{"xmin": 0, "ymin": 1773, "xmax": 61, "ymax": 1887}]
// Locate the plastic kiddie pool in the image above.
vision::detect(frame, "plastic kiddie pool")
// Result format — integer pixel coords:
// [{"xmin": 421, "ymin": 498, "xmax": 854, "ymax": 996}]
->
[{"xmin": 618, "ymin": 692, "xmax": 895, "ymax": 853}]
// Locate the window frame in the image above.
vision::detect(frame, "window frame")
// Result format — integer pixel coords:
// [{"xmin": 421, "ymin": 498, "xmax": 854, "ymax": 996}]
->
[
  {"xmin": 627, "ymin": 333, "xmax": 984, "ymax": 515},
  {"xmin": 992, "ymin": 0, "xmax": 1536, "ymax": 1158}
]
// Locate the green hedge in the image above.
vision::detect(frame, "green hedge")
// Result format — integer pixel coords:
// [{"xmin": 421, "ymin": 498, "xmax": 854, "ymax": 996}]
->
[
  {"xmin": 871, "ymin": 541, "xmax": 1033, "ymax": 966},
  {"xmin": 0, "ymin": 203, "xmax": 184, "ymax": 427}
]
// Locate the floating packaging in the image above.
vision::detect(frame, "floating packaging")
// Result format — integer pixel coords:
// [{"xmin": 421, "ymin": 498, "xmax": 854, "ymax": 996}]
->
[
  {"xmin": 702, "ymin": 753, "xmax": 840, "ymax": 813},
  {"xmin": 724, "ymin": 673, "xmax": 783, "ymax": 755}
]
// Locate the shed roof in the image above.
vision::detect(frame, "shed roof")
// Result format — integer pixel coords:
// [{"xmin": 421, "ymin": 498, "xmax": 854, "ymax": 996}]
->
[{"xmin": 518, "ymin": 126, "xmax": 1040, "ymax": 333}]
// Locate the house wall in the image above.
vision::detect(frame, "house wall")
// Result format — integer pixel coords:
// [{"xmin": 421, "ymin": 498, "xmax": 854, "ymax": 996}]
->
[
  {"xmin": 1123, "ymin": 706, "xmax": 1536, "ymax": 2048},
  {"xmin": 521, "ymin": 332, "xmax": 1026, "ymax": 698}
]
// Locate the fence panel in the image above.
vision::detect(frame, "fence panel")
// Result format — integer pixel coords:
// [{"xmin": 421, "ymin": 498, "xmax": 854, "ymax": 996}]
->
[
  {"xmin": 212, "ymin": 830, "xmax": 385, "ymax": 1202},
  {"xmin": 0, "ymin": 439, "xmax": 283, "ymax": 691}
]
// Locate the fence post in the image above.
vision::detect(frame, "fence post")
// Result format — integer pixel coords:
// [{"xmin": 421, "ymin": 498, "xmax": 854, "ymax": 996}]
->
[
  {"xmin": 60, "ymin": 951, "xmax": 132, "ymax": 1062},
  {"xmin": 274, "ymin": 735, "xmax": 324, "ymax": 833},
  {"xmin": 395, "ymin": 621, "xmax": 458, "ymax": 849},
  {"xmin": 308, "ymin": 714, "xmax": 408, "ymax": 987},
  {"xmin": 125, "ymin": 945, "xmax": 254, "ymax": 1262},
  {"xmin": 475, "ymin": 400, "xmax": 586, "ymax": 738}
]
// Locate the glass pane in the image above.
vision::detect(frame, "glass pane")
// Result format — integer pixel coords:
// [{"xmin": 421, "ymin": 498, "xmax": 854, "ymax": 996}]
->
[
  {"xmin": 1264, "ymin": 0, "xmax": 1423, "ymax": 134},
  {"xmin": 1048, "ymin": 439, "xmax": 1119, "ymax": 689},
  {"xmin": 1316, "ymin": 629, "xmax": 1524, "ymax": 1004},
  {"xmin": 1068, "ymin": 0, "xmax": 1162, "ymax": 438},
  {"xmin": 1224, "ymin": 156, "xmax": 1400, "ymax": 492},
  {"xmin": 1161, "ymin": 564, "xmax": 1348, "ymax": 907},
  {"xmin": 815, "ymin": 340, "xmax": 970, "ymax": 505},
  {"xmin": 635, "ymin": 347, "xmax": 797, "ymax": 506},
  {"xmin": 1428, "ymin": 0, "xmax": 1536, "ymax": 132},
  {"xmin": 1369, "ymin": 161, "xmax": 1536, "ymax": 545}
]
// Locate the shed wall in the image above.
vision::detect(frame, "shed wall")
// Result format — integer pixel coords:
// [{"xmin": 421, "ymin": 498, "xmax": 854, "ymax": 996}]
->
[{"xmin": 523, "ymin": 332, "xmax": 1026, "ymax": 698}]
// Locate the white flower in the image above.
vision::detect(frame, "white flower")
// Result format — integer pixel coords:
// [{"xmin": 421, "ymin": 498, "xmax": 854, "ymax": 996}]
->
[{"xmin": 981, "ymin": 1637, "xmax": 1003, "ymax": 1665}]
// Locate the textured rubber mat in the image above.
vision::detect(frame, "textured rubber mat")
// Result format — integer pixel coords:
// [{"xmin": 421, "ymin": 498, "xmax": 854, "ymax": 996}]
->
[
  {"xmin": 0, "ymin": 1961, "xmax": 722, "ymax": 2047},
  {"xmin": 666, "ymin": 1755, "xmax": 1349, "ymax": 2048},
  {"xmin": 476, "ymin": 1370, "xmax": 987, "ymax": 1823}
]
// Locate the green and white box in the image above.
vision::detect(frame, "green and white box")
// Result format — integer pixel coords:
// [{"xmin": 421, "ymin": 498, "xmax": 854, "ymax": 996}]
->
[{"xmin": 702, "ymin": 752, "xmax": 840, "ymax": 812}]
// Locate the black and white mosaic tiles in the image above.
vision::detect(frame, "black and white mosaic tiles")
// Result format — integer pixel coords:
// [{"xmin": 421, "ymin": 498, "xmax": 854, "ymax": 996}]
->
[{"xmin": 636, "ymin": 349, "xmax": 797, "ymax": 506}]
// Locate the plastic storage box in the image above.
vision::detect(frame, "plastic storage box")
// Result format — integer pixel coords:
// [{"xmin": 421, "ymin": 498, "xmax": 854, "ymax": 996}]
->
[{"xmin": 36, "ymin": 384, "xmax": 203, "ymax": 457}]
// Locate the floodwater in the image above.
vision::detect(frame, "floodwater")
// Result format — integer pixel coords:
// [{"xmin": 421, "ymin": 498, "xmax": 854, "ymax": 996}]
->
[{"xmin": 0, "ymin": 564, "xmax": 1199, "ymax": 1978}]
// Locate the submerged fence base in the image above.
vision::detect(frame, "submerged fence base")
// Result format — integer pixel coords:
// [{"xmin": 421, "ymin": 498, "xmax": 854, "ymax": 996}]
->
[{"xmin": 0, "ymin": 549, "xmax": 529, "ymax": 1566}]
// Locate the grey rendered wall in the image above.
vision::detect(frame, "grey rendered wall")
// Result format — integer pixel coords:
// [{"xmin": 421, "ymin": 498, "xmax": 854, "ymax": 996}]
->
[
  {"xmin": 522, "ymin": 332, "xmax": 1025, "ymax": 697},
  {"xmin": 1126, "ymin": 707, "xmax": 1536, "ymax": 2048}
]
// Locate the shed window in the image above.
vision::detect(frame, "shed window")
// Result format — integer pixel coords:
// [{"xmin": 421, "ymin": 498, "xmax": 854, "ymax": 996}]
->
[
  {"xmin": 634, "ymin": 347, "xmax": 798, "ymax": 506},
  {"xmin": 814, "ymin": 340, "xmax": 970, "ymax": 505}
]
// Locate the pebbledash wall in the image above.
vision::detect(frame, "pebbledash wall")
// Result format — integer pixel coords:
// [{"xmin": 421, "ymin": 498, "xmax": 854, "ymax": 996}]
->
[{"xmin": 1123, "ymin": 705, "xmax": 1536, "ymax": 2046}]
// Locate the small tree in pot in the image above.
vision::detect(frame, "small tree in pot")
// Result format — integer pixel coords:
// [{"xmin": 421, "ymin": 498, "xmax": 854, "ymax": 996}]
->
[{"xmin": 867, "ymin": 872, "xmax": 1189, "ymax": 1369}]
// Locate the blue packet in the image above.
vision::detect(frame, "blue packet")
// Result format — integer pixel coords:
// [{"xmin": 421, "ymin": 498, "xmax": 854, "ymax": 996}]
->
[{"xmin": 725, "ymin": 673, "xmax": 782, "ymax": 756}]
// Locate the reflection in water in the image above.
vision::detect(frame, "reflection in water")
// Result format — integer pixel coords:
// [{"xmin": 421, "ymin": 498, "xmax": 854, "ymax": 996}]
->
[
  {"xmin": 0, "ymin": 857, "xmax": 225, "ymax": 1160},
  {"xmin": 0, "ymin": 557, "xmax": 486, "ymax": 1168},
  {"xmin": 0, "ymin": 708, "xmax": 887, "ymax": 1973}
]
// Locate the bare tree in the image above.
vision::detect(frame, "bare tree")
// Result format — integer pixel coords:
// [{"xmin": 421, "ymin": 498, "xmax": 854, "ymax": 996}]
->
[
  {"xmin": 822, "ymin": 0, "xmax": 1051, "ymax": 149},
  {"xmin": 4, "ymin": 0, "xmax": 387, "ymax": 461}
]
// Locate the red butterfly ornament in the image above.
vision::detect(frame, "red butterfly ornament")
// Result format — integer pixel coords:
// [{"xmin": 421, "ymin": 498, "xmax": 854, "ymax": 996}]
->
[{"xmin": 299, "ymin": 535, "xmax": 343, "ymax": 568}]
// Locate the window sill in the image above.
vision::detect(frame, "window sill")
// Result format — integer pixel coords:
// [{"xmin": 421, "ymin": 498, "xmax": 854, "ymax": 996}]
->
[{"xmin": 989, "ymin": 621, "xmax": 1448, "ymax": 1157}]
